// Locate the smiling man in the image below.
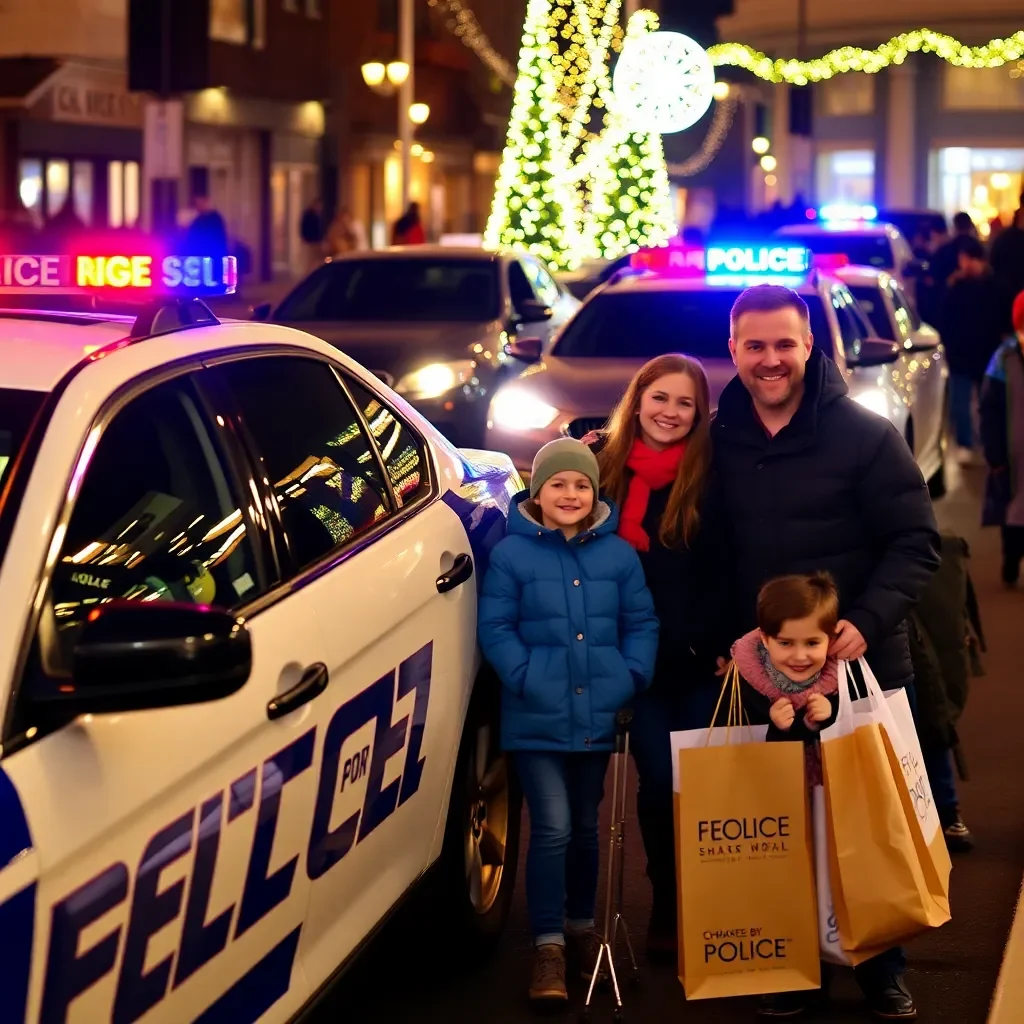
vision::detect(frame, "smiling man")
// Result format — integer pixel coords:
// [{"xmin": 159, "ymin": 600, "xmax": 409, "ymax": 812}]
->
[{"xmin": 711, "ymin": 284, "xmax": 941, "ymax": 1021}]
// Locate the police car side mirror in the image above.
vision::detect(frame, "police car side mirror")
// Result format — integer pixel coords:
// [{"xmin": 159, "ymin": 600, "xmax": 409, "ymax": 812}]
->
[
  {"xmin": 252, "ymin": 302, "xmax": 273, "ymax": 321},
  {"xmin": 504, "ymin": 337, "xmax": 543, "ymax": 363},
  {"xmin": 847, "ymin": 337, "xmax": 902, "ymax": 368},
  {"xmin": 53, "ymin": 602, "xmax": 252, "ymax": 714}
]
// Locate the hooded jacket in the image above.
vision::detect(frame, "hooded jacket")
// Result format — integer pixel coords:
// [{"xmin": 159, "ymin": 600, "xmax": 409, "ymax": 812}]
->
[
  {"xmin": 478, "ymin": 492, "xmax": 659, "ymax": 752},
  {"xmin": 711, "ymin": 347, "xmax": 941, "ymax": 693}
]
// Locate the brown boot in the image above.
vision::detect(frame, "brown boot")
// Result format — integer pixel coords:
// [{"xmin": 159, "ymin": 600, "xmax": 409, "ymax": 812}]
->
[
  {"xmin": 566, "ymin": 927, "xmax": 604, "ymax": 982},
  {"xmin": 529, "ymin": 943, "xmax": 568, "ymax": 1002}
]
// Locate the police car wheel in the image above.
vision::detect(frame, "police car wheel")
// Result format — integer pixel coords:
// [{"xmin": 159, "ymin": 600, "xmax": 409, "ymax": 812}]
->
[{"xmin": 435, "ymin": 681, "xmax": 521, "ymax": 951}]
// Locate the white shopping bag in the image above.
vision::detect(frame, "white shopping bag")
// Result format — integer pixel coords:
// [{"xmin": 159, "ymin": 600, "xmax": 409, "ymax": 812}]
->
[{"xmin": 811, "ymin": 784, "xmax": 850, "ymax": 966}]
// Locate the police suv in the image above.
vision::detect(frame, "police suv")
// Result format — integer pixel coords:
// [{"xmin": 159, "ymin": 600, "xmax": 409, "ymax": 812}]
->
[{"xmin": 0, "ymin": 250, "xmax": 521, "ymax": 1023}]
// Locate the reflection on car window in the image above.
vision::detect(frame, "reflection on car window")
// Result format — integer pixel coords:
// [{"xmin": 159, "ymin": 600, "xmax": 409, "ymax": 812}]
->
[
  {"xmin": 508, "ymin": 261, "xmax": 535, "ymax": 308},
  {"xmin": 783, "ymin": 232, "xmax": 895, "ymax": 270},
  {"xmin": 224, "ymin": 358, "xmax": 391, "ymax": 571},
  {"xmin": 890, "ymin": 282, "xmax": 921, "ymax": 332},
  {"xmin": 345, "ymin": 376, "xmax": 431, "ymax": 507},
  {"xmin": 275, "ymin": 258, "xmax": 502, "ymax": 323},
  {"xmin": 553, "ymin": 290, "xmax": 834, "ymax": 359},
  {"xmin": 832, "ymin": 286, "xmax": 870, "ymax": 354},
  {"xmin": 0, "ymin": 388, "xmax": 45, "ymax": 563},
  {"xmin": 49, "ymin": 375, "xmax": 266, "ymax": 657},
  {"xmin": 523, "ymin": 258, "xmax": 560, "ymax": 307},
  {"xmin": 849, "ymin": 286, "xmax": 894, "ymax": 339}
]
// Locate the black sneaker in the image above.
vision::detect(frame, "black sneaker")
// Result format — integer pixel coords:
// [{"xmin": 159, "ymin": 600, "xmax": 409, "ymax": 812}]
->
[
  {"xmin": 861, "ymin": 974, "xmax": 917, "ymax": 1020},
  {"xmin": 944, "ymin": 815, "xmax": 976, "ymax": 852},
  {"xmin": 756, "ymin": 992, "xmax": 808, "ymax": 1017}
]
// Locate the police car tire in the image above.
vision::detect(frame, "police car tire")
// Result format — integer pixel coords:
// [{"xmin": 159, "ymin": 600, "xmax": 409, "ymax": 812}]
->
[{"xmin": 433, "ymin": 669, "xmax": 521, "ymax": 954}]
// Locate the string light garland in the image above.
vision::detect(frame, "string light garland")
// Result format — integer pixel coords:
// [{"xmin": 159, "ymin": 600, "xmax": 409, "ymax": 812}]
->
[
  {"xmin": 426, "ymin": 0, "xmax": 516, "ymax": 87},
  {"xmin": 583, "ymin": 10, "xmax": 676, "ymax": 259},
  {"xmin": 708, "ymin": 28, "xmax": 1024, "ymax": 84},
  {"xmin": 484, "ymin": 0, "xmax": 582, "ymax": 269}
]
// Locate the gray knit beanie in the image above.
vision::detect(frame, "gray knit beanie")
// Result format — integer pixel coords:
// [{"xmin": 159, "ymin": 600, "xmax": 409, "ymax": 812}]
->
[{"xmin": 529, "ymin": 438, "xmax": 600, "ymax": 498}]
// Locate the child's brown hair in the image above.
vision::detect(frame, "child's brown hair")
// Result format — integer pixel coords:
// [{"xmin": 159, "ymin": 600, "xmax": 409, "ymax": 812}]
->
[{"xmin": 757, "ymin": 572, "xmax": 840, "ymax": 638}]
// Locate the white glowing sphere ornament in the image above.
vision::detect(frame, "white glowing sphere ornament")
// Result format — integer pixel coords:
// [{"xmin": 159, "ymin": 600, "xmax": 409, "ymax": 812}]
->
[{"xmin": 612, "ymin": 31, "xmax": 716, "ymax": 134}]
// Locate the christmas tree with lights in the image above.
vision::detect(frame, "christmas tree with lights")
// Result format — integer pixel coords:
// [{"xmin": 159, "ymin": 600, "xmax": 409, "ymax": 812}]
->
[
  {"xmin": 484, "ymin": 0, "xmax": 581, "ymax": 269},
  {"xmin": 583, "ymin": 10, "xmax": 676, "ymax": 259}
]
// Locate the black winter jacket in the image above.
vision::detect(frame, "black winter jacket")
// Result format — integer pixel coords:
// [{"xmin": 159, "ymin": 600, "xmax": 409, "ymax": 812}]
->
[
  {"xmin": 589, "ymin": 438, "xmax": 727, "ymax": 691},
  {"xmin": 710, "ymin": 348, "xmax": 941, "ymax": 691}
]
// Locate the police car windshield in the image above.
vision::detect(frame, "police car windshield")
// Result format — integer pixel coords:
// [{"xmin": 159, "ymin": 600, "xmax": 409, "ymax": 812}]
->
[
  {"xmin": 847, "ymin": 286, "xmax": 895, "ymax": 339},
  {"xmin": 552, "ymin": 289, "xmax": 833, "ymax": 359},
  {"xmin": 784, "ymin": 232, "xmax": 894, "ymax": 270},
  {"xmin": 0, "ymin": 386, "xmax": 44, "ymax": 490},
  {"xmin": 275, "ymin": 258, "xmax": 502, "ymax": 323}
]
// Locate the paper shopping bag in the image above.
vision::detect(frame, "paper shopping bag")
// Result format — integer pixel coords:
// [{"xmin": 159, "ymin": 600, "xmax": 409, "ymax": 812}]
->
[
  {"xmin": 673, "ymin": 666, "xmax": 820, "ymax": 1000},
  {"xmin": 811, "ymin": 784, "xmax": 850, "ymax": 966},
  {"xmin": 820, "ymin": 660, "xmax": 952, "ymax": 955}
]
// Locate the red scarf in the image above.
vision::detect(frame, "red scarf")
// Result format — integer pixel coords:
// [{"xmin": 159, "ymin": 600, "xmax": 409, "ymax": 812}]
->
[{"xmin": 619, "ymin": 439, "xmax": 685, "ymax": 551}]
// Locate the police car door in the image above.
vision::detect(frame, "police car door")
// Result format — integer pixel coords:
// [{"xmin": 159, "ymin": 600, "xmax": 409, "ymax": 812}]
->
[
  {"xmin": 206, "ymin": 354, "xmax": 476, "ymax": 989},
  {"xmin": 0, "ymin": 366, "xmax": 322, "ymax": 1023}
]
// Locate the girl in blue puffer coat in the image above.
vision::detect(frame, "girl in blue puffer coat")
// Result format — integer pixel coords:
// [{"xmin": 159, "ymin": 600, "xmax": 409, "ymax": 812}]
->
[{"xmin": 478, "ymin": 438, "xmax": 659, "ymax": 1005}]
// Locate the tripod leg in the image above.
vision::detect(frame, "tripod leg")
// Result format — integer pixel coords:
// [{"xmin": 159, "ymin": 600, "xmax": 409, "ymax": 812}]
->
[
  {"xmin": 584, "ymin": 943, "xmax": 609, "ymax": 1007},
  {"xmin": 615, "ymin": 913, "xmax": 641, "ymax": 984}
]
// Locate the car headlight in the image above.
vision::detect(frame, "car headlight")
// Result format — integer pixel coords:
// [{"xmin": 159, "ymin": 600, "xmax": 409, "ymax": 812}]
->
[
  {"xmin": 395, "ymin": 360, "xmax": 476, "ymax": 400},
  {"xmin": 853, "ymin": 389, "xmax": 890, "ymax": 418},
  {"xmin": 489, "ymin": 388, "xmax": 559, "ymax": 430}
]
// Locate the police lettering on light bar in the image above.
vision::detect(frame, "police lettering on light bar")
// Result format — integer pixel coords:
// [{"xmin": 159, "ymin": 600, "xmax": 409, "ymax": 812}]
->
[
  {"xmin": 705, "ymin": 245, "xmax": 811, "ymax": 277},
  {"xmin": 0, "ymin": 254, "xmax": 237, "ymax": 294}
]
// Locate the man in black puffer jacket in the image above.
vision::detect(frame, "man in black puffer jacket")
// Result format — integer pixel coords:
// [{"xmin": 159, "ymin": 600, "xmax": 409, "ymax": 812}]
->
[{"xmin": 712, "ymin": 284, "xmax": 940, "ymax": 1022}]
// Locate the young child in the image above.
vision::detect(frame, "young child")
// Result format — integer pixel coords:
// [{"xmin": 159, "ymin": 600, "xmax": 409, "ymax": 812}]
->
[
  {"xmin": 478, "ymin": 438, "xmax": 659, "ymax": 1004},
  {"xmin": 731, "ymin": 572, "xmax": 842, "ymax": 1020},
  {"xmin": 980, "ymin": 289, "xmax": 1024, "ymax": 587}
]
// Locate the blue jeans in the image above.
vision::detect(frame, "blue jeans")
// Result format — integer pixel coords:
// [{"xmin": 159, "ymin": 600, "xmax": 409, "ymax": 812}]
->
[
  {"xmin": 630, "ymin": 681, "xmax": 724, "ymax": 907},
  {"xmin": 950, "ymin": 373, "xmax": 976, "ymax": 448},
  {"xmin": 515, "ymin": 751, "xmax": 612, "ymax": 946}
]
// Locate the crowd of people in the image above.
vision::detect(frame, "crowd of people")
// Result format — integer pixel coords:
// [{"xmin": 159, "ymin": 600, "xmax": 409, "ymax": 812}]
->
[{"xmin": 476, "ymin": 275, "xmax": 1024, "ymax": 1019}]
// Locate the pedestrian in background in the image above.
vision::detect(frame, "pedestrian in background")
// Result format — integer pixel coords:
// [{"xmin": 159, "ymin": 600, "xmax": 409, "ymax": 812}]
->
[
  {"xmin": 920, "ymin": 211, "xmax": 978, "ymax": 327},
  {"xmin": 392, "ymin": 201, "xmax": 426, "ymax": 245},
  {"xmin": 940, "ymin": 237, "xmax": 1014, "ymax": 464},
  {"xmin": 300, "ymin": 198, "xmax": 325, "ymax": 272},
  {"xmin": 325, "ymin": 207, "xmax": 367, "ymax": 258},
  {"xmin": 477, "ymin": 438, "xmax": 658, "ymax": 1005},
  {"xmin": 185, "ymin": 194, "xmax": 229, "ymax": 262},
  {"xmin": 583, "ymin": 353, "xmax": 727, "ymax": 964},
  {"xmin": 980, "ymin": 289, "xmax": 1024, "ymax": 588},
  {"xmin": 712, "ymin": 283, "xmax": 940, "ymax": 1020}
]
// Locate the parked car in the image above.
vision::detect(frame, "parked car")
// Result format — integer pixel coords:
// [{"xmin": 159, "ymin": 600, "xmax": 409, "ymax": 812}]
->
[{"xmin": 253, "ymin": 246, "xmax": 580, "ymax": 448}]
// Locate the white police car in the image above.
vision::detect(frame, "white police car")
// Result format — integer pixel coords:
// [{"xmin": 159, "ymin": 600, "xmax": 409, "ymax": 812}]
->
[
  {"xmin": 0, "ymin": 250, "xmax": 521, "ymax": 1022},
  {"xmin": 486, "ymin": 241, "xmax": 948, "ymax": 496}
]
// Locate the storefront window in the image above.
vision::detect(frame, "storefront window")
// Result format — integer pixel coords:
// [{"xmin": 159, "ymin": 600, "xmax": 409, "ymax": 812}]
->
[
  {"xmin": 943, "ymin": 66, "xmax": 1024, "ymax": 110},
  {"xmin": 18, "ymin": 159, "xmax": 43, "ymax": 224},
  {"xmin": 929, "ymin": 147, "xmax": 1024, "ymax": 236},
  {"xmin": 72, "ymin": 162, "xmax": 93, "ymax": 225},
  {"xmin": 819, "ymin": 75, "xmax": 875, "ymax": 116},
  {"xmin": 46, "ymin": 160, "xmax": 70, "ymax": 218},
  {"xmin": 108, "ymin": 160, "xmax": 141, "ymax": 229},
  {"xmin": 816, "ymin": 149, "xmax": 875, "ymax": 206},
  {"xmin": 210, "ymin": 0, "xmax": 265, "ymax": 48}
]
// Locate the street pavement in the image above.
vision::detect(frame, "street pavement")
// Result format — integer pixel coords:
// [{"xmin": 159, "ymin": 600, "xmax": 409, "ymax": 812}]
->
[{"xmin": 313, "ymin": 461, "xmax": 1023, "ymax": 1023}]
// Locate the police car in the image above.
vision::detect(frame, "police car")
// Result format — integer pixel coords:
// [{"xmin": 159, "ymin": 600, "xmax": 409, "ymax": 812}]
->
[
  {"xmin": 485, "ymin": 241, "xmax": 948, "ymax": 496},
  {"xmin": 0, "ymin": 249, "xmax": 522, "ymax": 1022}
]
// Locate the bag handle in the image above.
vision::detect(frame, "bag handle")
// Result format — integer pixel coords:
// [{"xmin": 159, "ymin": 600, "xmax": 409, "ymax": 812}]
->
[
  {"xmin": 705, "ymin": 660, "xmax": 755, "ymax": 746},
  {"xmin": 836, "ymin": 657, "xmax": 903, "ymax": 740}
]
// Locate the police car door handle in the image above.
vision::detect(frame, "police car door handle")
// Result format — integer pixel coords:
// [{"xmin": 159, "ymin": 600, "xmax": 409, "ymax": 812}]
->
[
  {"xmin": 267, "ymin": 663, "xmax": 329, "ymax": 720},
  {"xmin": 436, "ymin": 553, "xmax": 474, "ymax": 594}
]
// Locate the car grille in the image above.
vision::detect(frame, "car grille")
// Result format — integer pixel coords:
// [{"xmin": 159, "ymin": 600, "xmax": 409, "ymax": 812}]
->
[
  {"xmin": 563, "ymin": 417, "xmax": 607, "ymax": 440},
  {"xmin": 372, "ymin": 370, "xmax": 394, "ymax": 388}
]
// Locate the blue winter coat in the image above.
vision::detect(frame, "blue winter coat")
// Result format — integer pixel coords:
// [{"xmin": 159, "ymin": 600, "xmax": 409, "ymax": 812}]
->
[{"xmin": 478, "ymin": 492, "xmax": 659, "ymax": 752}]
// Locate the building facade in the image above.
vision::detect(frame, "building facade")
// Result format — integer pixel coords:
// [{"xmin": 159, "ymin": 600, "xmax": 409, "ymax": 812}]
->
[
  {"xmin": 717, "ymin": 0, "xmax": 1024, "ymax": 230},
  {"xmin": 329, "ymin": 0, "xmax": 521, "ymax": 248},
  {"xmin": 0, "ymin": 0, "xmax": 328, "ymax": 282}
]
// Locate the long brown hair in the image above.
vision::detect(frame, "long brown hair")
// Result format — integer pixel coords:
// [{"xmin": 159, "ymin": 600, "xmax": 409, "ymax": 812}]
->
[{"xmin": 597, "ymin": 354, "xmax": 711, "ymax": 548}]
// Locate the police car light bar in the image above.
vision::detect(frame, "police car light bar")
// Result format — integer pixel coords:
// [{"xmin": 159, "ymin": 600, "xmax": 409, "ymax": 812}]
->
[
  {"xmin": 0, "ymin": 254, "xmax": 238, "ymax": 295},
  {"xmin": 630, "ymin": 244, "xmax": 814, "ymax": 287},
  {"xmin": 818, "ymin": 203, "xmax": 878, "ymax": 224}
]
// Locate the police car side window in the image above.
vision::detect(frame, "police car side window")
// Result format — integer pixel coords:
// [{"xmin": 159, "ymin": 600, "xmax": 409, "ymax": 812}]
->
[
  {"xmin": 523, "ymin": 257, "xmax": 560, "ymax": 307},
  {"xmin": 831, "ymin": 286, "xmax": 867, "ymax": 352},
  {"xmin": 223, "ymin": 357, "xmax": 392, "ymax": 571},
  {"xmin": 48, "ymin": 375, "xmax": 267, "ymax": 662},
  {"xmin": 508, "ymin": 261, "xmax": 536, "ymax": 310},
  {"xmin": 344, "ymin": 375, "xmax": 430, "ymax": 507}
]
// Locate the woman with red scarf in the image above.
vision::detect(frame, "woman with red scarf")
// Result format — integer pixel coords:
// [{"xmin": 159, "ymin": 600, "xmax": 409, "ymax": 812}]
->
[{"xmin": 584, "ymin": 353, "xmax": 726, "ymax": 964}]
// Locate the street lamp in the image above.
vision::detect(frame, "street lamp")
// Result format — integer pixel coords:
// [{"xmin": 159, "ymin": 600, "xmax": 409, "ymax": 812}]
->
[{"xmin": 360, "ymin": 0, "xmax": 415, "ymax": 211}]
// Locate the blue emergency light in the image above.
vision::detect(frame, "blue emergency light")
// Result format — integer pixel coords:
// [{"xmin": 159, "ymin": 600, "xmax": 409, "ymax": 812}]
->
[
  {"xmin": 0, "ymin": 253, "xmax": 237, "ymax": 296},
  {"xmin": 818, "ymin": 203, "xmax": 878, "ymax": 225}
]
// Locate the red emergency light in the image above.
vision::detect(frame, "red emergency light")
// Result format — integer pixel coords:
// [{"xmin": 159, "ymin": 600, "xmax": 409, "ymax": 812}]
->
[
  {"xmin": 630, "ymin": 245, "xmax": 706, "ymax": 276},
  {"xmin": 812, "ymin": 253, "xmax": 851, "ymax": 270}
]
